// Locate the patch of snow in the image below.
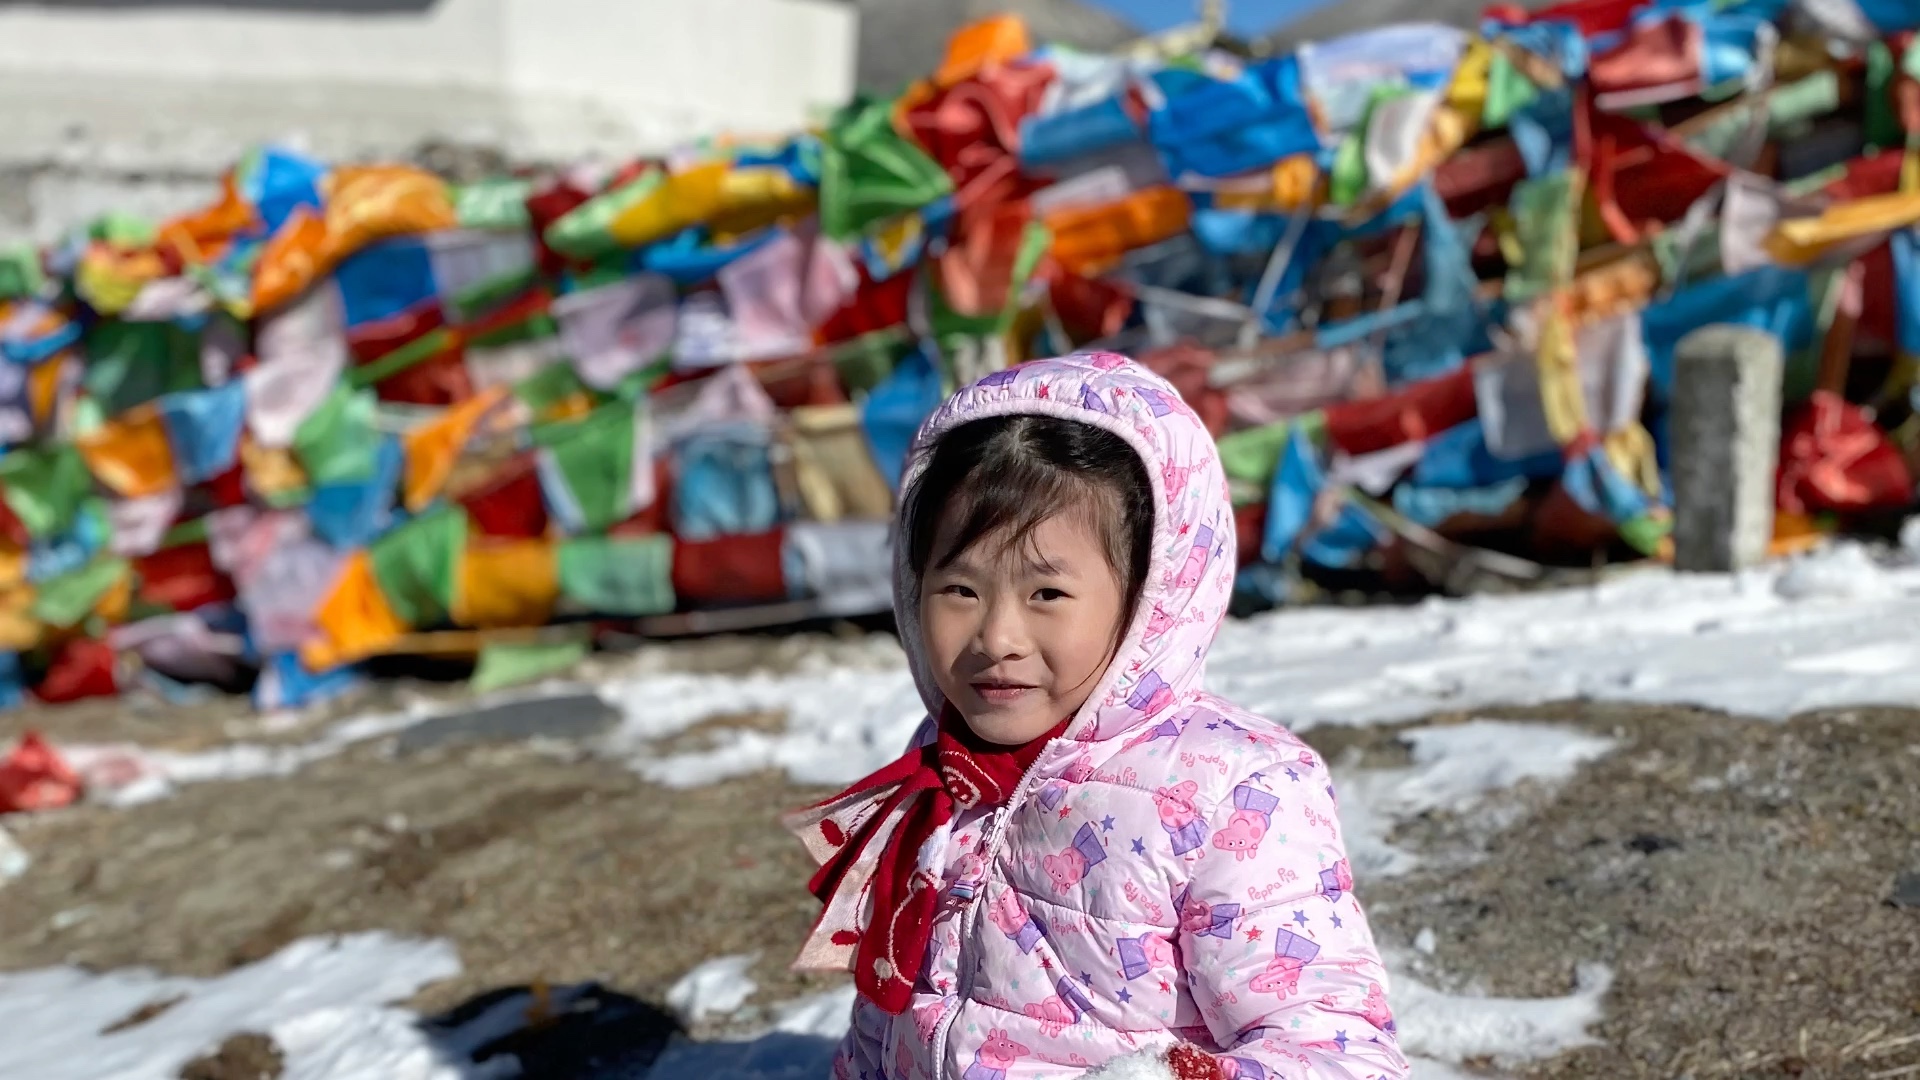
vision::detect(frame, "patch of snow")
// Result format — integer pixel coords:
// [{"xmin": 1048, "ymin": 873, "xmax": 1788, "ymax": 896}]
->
[
  {"xmin": 0, "ymin": 933, "xmax": 464, "ymax": 1080},
  {"xmin": 1212, "ymin": 548, "xmax": 1920, "ymax": 730},
  {"xmin": 1336, "ymin": 721, "xmax": 1620, "ymax": 878},
  {"xmin": 1901, "ymin": 517, "xmax": 1920, "ymax": 559},
  {"xmin": 0, "ymin": 824, "xmax": 27, "ymax": 884},
  {"xmin": 599, "ymin": 666, "xmax": 928, "ymax": 788},
  {"xmin": 1393, "ymin": 960, "xmax": 1614, "ymax": 1069},
  {"xmin": 1414, "ymin": 927, "xmax": 1437, "ymax": 955},
  {"xmin": 598, "ymin": 551, "xmax": 1920, "ymax": 789},
  {"xmin": 1080, "ymin": 1050, "xmax": 1177, "ymax": 1079},
  {"xmin": 60, "ymin": 707, "xmax": 430, "ymax": 808},
  {"xmin": 766, "ymin": 985, "xmax": 858, "ymax": 1037},
  {"xmin": 666, "ymin": 954, "xmax": 760, "ymax": 1023},
  {"xmin": 1771, "ymin": 542, "xmax": 1886, "ymax": 601}
]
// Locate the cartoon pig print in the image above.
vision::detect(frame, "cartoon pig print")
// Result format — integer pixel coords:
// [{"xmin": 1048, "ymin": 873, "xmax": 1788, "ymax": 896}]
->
[
  {"xmin": 912, "ymin": 999, "xmax": 948, "ymax": 1043},
  {"xmin": 987, "ymin": 887, "xmax": 1046, "ymax": 952},
  {"xmin": 1319, "ymin": 859, "xmax": 1354, "ymax": 903},
  {"xmin": 1178, "ymin": 888, "xmax": 1241, "ymax": 940},
  {"xmin": 1126, "ymin": 670, "xmax": 1175, "ymax": 719},
  {"xmin": 1211, "ymin": 784, "xmax": 1282, "ymax": 861},
  {"xmin": 1174, "ymin": 525, "xmax": 1215, "ymax": 589},
  {"xmin": 964, "ymin": 1029, "xmax": 1030, "ymax": 1080},
  {"xmin": 1022, "ymin": 995, "xmax": 1075, "ymax": 1038},
  {"xmin": 1248, "ymin": 928, "xmax": 1322, "ymax": 998},
  {"xmin": 1137, "ymin": 387, "xmax": 1177, "ymax": 417},
  {"xmin": 1143, "ymin": 604, "xmax": 1180, "ymax": 643},
  {"xmin": 1217, "ymin": 1057, "xmax": 1269, "ymax": 1080},
  {"xmin": 1362, "ymin": 982, "xmax": 1396, "ymax": 1033},
  {"xmin": 1161, "ymin": 460, "xmax": 1191, "ymax": 506},
  {"xmin": 1154, "ymin": 780, "xmax": 1205, "ymax": 855},
  {"xmin": 1122, "ymin": 717, "xmax": 1181, "ymax": 752},
  {"xmin": 1116, "ymin": 931, "xmax": 1177, "ymax": 980},
  {"xmin": 1087, "ymin": 351, "xmax": 1128, "ymax": 371},
  {"xmin": 1042, "ymin": 823, "xmax": 1109, "ymax": 892}
]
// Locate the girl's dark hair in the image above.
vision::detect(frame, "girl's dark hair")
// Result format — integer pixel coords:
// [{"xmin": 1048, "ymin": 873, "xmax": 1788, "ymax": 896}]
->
[{"xmin": 903, "ymin": 414, "xmax": 1155, "ymax": 622}]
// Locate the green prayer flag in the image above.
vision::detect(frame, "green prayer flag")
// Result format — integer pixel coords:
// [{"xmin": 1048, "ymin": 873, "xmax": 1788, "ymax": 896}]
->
[
  {"xmin": 513, "ymin": 360, "xmax": 590, "ymax": 415},
  {"xmin": 1482, "ymin": 51, "xmax": 1540, "ymax": 131},
  {"xmin": 819, "ymin": 96, "xmax": 954, "ymax": 241},
  {"xmin": 470, "ymin": 637, "xmax": 590, "ymax": 694},
  {"xmin": 545, "ymin": 170, "xmax": 665, "ymax": 261},
  {"xmin": 1617, "ymin": 514, "xmax": 1671, "ymax": 557},
  {"xmin": 0, "ymin": 444, "xmax": 93, "ymax": 539},
  {"xmin": 84, "ymin": 320, "xmax": 202, "ymax": 416},
  {"xmin": 1217, "ymin": 414, "xmax": 1324, "ymax": 505},
  {"xmin": 368, "ymin": 506, "xmax": 468, "ymax": 629},
  {"xmin": 32, "ymin": 555, "xmax": 130, "ymax": 629},
  {"xmin": 452, "ymin": 178, "xmax": 534, "ymax": 232},
  {"xmin": 832, "ymin": 327, "xmax": 911, "ymax": 395},
  {"xmin": 1330, "ymin": 85, "xmax": 1412, "ymax": 208},
  {"xmin": 556, "ymin": 534, "xmax": 676, "ymax": 615},
  {"xmin": 90, "ymin": 211, "xmax": 157, "ymax": 248},
  {"xmin": 1503, "ymin": 170, "xmax": 1578, "ymax": 305},
  {"xmin": 0, "ymin": 246, "xmax": 45, "ymax": 300},
  {"xmin": 293, "ymin": 386, "xmax": 382, "ymax": 486},
  {"xmin": 534, "ymin": 403, "xmax": 636, "ymax": 533}
]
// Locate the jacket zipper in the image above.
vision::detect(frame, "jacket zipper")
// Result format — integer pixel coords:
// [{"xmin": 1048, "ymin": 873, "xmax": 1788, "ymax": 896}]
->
[{"xmin": 928, "ymin": 746, "xmax": 1054, "ymax": 1077}]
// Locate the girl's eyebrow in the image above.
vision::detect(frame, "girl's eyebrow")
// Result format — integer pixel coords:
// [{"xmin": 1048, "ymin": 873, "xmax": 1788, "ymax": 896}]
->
[{"xmin": 1024, "ymin": 553, "xmax": 1070, "ymax": 576}]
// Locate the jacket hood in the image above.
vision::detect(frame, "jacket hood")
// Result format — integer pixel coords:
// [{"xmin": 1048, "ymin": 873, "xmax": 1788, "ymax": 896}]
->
[{"xmin": 892, "ymin": 351, "xmax": 1237, "ymax": 744}]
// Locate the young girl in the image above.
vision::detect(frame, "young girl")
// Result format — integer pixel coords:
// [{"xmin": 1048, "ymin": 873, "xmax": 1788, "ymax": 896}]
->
[{"xmin": 787, "ymin": 353, "xmax": 1407, "ymax": 1080}]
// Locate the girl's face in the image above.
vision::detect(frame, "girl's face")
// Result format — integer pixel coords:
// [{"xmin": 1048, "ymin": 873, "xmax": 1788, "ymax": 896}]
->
[{"xmin": 919, "ymin": 511, "xmax": 1127, "ymax": 747}]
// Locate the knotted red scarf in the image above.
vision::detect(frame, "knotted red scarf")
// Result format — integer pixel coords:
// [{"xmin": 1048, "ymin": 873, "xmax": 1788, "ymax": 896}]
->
[{"xmin": 783, "ymin": 711, "xmax": 1067, "ymax": 1013}]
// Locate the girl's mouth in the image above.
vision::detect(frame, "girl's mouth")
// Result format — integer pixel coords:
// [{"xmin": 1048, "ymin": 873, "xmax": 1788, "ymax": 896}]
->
[{"xmin": 971, "ymin": 681, "xmax": 1038, "ymax": 704}]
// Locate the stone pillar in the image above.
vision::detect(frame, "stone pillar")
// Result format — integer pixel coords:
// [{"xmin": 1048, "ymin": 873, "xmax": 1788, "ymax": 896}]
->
[{"xmin": 1670, "ymin": 324, "xmax": 1783, "ymax": 572}]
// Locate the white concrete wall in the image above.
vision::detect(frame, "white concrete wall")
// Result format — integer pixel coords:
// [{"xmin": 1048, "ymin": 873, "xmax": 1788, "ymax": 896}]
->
[{"xmin": 0, "ymin": 0, "xmax": 858, "ymax": 243}]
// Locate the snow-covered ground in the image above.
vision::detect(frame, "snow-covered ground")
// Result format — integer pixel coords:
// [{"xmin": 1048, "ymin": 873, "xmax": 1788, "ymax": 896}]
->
[
  {"xmin": 603, "ymin": 544, "xmax": 1920, "ymax": 790},
  {"xmin": 0, "ymin": 934, "xmax": 483, "ymax": 1080}
]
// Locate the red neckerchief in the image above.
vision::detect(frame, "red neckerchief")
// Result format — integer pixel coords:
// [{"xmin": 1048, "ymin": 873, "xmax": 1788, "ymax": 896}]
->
[{"xmin": 783, "ymin": 710, "xmax": 1067, "ymax": 1013}]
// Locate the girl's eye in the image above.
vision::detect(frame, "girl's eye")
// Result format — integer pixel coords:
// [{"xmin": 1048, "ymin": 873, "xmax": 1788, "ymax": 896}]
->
[
  {"xmin": 1034, "ymin": 588, "xmax": 1067, "ymax": 602},
  {"xmin": 942, "ymin": 584, "xmax": 978, "ymax": 599}
]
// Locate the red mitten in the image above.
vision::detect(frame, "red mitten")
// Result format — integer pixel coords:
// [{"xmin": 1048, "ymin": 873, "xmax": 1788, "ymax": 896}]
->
[{"xmin": 1166, "ymin": 1045, "xmax": 1228, "ymax": 1080}]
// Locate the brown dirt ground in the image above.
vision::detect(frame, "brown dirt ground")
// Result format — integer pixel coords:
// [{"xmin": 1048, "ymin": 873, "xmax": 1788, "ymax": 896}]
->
[
  {"xmin": 1343, "ymin": 701, "xmax": 1920, "ymax": 1080},
  {"xmin": 3, "ymin": 661, "xmax": 1919, "ymax": 1078}
]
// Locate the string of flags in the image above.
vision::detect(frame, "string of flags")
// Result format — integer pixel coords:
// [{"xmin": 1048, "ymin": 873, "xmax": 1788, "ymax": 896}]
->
[{"xmin": 0, "ymin": 0, "xmax": 1917, "ymax": 712}]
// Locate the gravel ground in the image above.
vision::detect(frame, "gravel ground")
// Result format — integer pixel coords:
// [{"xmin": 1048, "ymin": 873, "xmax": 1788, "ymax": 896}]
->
[
  {"xmin": 1351, "ymin": 702, "xmax": 1920, "ymax": 1080},
  {"xmin": 2, "ymin": 653, "xmax": 1918, "ymax": 1078}
]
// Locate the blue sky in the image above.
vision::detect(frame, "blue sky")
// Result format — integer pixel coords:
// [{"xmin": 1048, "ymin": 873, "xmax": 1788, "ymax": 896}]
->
[{"xmin": 1082, "ymin": 0, "xmax": 1338, "ymax": 35}]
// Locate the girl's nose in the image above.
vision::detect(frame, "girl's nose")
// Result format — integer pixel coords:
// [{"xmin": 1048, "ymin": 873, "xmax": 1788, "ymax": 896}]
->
[{"xmin": 976, "ymin": 597, "xmax": 1031, "ymax": 659}]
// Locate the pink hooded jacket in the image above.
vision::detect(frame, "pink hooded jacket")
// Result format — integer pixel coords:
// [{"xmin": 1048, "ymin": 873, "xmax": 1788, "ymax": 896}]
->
[{"xmin": 835, "ymin": 353, "xmax": 1408, "ymax": 1080}]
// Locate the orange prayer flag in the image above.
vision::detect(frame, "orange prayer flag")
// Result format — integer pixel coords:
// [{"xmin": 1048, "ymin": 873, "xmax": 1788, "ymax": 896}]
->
[
  {"xmin": 76, "ymin": 407, "xmax": 176, "ymax": 499},
  {"xmin": 452, "ymin": 537, "xmax": 559, "ymax": 629},
  {"xmin": 401, "ymin": 387, "xmax": 511, "ymax": 513},
  {"xmin": 302, "ymin": 551, "xmax": 409, "ymax": 671}
]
